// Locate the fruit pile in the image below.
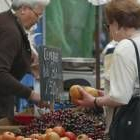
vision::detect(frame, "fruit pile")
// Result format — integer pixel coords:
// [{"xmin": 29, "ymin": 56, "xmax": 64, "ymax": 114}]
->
[
  {"xmin": 17, "ymin": 108, "xmax": 107, "ymax": 140},
  {"xmin": 0, "ymin": 127, "xmax": 91, "ymax": 140}
]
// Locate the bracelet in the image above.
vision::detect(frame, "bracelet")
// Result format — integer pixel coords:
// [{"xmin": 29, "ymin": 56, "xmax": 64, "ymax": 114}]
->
[
  {"xmin": 94, "ymin": 97, "xmax": 99, "ymax": 109},
  {"xmin": 94, "ymin": 97, "xmax": 104, "ymax": 113}
]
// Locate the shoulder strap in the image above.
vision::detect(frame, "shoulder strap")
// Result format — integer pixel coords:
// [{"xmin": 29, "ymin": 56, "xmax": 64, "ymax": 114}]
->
[{"xmin": 128, "ymin": 39, "xmax": 140, "ymax": 85}]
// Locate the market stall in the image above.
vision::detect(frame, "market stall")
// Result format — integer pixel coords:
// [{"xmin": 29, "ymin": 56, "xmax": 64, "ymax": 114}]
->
[{"xmin": 0, "ymin": 1, "xmax": 111, "ymax": 140}]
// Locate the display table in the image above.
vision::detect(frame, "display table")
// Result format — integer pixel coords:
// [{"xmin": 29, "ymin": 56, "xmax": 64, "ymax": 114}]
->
[{"xmin": 0, "ymin": 118, "xmax": 24, "ymax": 134}]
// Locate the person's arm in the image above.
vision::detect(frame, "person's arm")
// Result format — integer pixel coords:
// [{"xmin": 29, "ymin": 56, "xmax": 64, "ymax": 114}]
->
[
  {"xmin": 76, "ymin": 87, "xmax": 123, "ymax": 108},
  {"xmin": 0, "ymin": 27, "xmax": 40, "ymax": 101},
  {"xmin": 95, "ymin": 95, "xmax": 123, "ymax": 107}
]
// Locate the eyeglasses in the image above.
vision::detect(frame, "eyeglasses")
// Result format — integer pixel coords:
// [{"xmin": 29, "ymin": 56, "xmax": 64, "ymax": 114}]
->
[
  {"xmin": 29, "ymin": 8, "xmax": 42, "ymax": 20},
  {"xmin": 103, "ymin": 23, "xmax": 109, "ymax": 31}
]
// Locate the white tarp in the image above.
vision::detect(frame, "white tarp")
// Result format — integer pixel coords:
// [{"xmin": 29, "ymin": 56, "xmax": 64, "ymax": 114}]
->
[
  {"xmin": 0, "ymin": 0, "xmax": 12, "ymax": 13},
  {"xmin": 88, "ymin": 0, "xmax": 110, "ymax": 5}
]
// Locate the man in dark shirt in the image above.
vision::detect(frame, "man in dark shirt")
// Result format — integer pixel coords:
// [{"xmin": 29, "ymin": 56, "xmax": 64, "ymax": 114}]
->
[{"xmin": 0, "ymin": 0, "xmax": 50, "ymax": 119}]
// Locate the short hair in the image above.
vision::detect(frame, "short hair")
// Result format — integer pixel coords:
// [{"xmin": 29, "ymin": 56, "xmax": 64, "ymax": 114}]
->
[
  {"xmin": 105, "ymin": 0, "xmax": 140, "ymax": 29},
  {"xmin": 12, "ymin": 0, "xmax": 50, "ymax": 10}
]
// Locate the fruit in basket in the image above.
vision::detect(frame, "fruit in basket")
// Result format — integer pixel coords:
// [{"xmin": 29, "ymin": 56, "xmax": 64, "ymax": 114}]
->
[
  {"xmin": 0, "ymin": 135, "xmax": 3, "ymax": 140},
  {"xmin": 29, "ymin": 133, "xmax": 42, "ymax": 139},
  {"xmin": 69, "ymin": 85, "xmax": 99, "ymax": 103},
  {"xmin": 76, "ymin": 134, "xmax": 88, "ymax": 140},
  {"xmin": 29, "ymin": 134, "xmax": 45, "ymax": 140},
  {"xmin": 53, "ymin": 126, "xmax": 65, "ymax": 137},
  {"xmin": 45, "ymin": 128, "xmax": 53, "ymax": 133},
  {"xmin": 40, "ymin": 134, "xmax": 47, "ymax": 140},
  {"xmin": 60, "ymin": 137, "xmax": 70, "ymax": 140},
  {"xmin": 22, "ymin": 138, "xmax": 32, "ymax": 140},
  {"xmin": 64, "ymin": 131, "xmax": 76, "ymax": 140},
  {"xmin": 16, "ymin": 136, "xmax": 25, "ymax": 140},
  {"xmin": 18, "ymin": 109, "xmax": 106, "ymax": 140},
  {"xmin": 2, "ymin": 131, "xmax": 16, "ymax": 140},
  {"xmin": 45, "ymin": 132, "xmax": 60, "ymax": 140}
]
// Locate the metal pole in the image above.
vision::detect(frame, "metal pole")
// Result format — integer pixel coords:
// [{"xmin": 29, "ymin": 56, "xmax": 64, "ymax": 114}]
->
[
  {"xmin": 95, "ymin": 6, "xmax": 102, "ymax": 89},
  {"xmin": 42, "ymin": 10, "xmax": 47, "ymax": 46}
]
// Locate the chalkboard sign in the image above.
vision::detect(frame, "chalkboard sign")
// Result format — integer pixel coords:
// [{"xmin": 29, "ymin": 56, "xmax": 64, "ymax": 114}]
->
[{"xmin": 38, "ymin": 46, "xmax": 63, "ymax": 106}]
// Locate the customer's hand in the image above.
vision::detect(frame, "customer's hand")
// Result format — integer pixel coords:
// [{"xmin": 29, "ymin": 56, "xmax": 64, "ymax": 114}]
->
[{"xmin": 76, "ymin": 86, "xmax": 95, "ymax": 108}]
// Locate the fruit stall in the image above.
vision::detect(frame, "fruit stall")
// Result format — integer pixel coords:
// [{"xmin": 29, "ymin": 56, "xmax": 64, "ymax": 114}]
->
[
  {"xmin": 0, "ymin": 107, "xmax": 108, "ymax": 140},
  {"xmin": 0, "ymin": 85, "xmax": 109, "ymax": 140},
  {"xmin": 0, "ymin": 51, "xmax": 109, "ymax": 139},
  {"xmin": 0, "ymin": 86, "xmax": 109, "ymax": 140}
]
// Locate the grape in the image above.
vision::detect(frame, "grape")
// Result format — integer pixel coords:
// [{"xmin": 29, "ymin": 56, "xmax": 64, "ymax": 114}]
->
[{"xmin": 17, "ymin": 108, "xmax": 108, "ymax": 140}]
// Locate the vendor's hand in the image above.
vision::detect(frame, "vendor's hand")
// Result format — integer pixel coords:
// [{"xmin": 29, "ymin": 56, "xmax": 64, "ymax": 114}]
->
[
  {"xmin": 29, "ymin": 90, "xmax": 41, "ymax": 102},
  {"xmin": 76, "ymin": 86, "xmax": 95, "ymax": 108}
]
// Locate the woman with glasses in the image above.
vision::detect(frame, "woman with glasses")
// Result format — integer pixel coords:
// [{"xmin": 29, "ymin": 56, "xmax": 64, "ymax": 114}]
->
[
  {"xmin": 75, "ymin": 0, "xmax": 140, "ymax": 139},
  {"xmin": 0, "ymin": 0, "xmax": 50, "ymax": 120}
]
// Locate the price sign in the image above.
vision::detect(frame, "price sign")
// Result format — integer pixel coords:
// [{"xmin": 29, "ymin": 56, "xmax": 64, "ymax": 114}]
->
[{"xmin": 38, "ymin": 46, "xmax": 63, "ymax": 106}]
